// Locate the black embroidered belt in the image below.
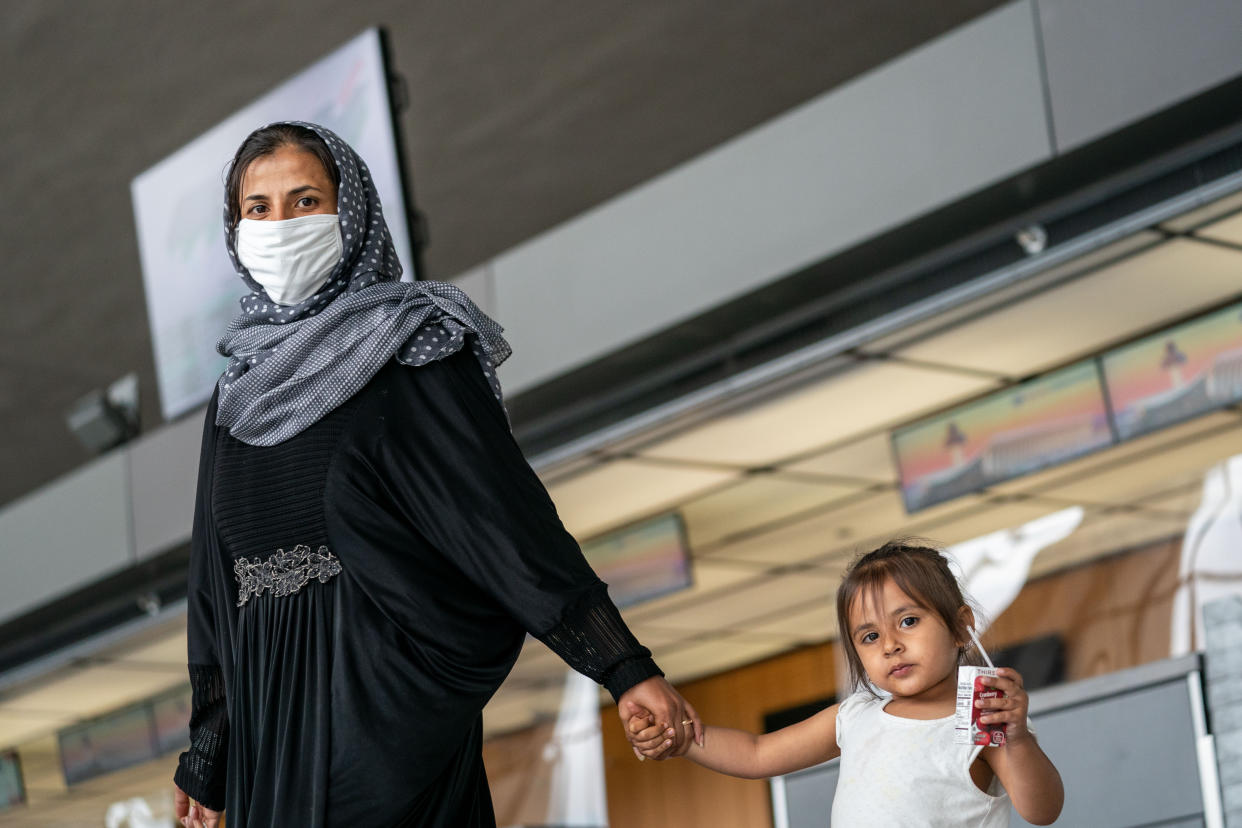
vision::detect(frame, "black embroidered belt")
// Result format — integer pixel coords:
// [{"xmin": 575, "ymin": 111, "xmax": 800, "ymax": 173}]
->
[{"xmin": 233, "ymin": 544, "xmax": 342, "ymax": 607}]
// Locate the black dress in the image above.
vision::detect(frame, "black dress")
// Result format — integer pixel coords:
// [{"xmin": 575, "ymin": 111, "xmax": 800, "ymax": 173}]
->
[{"xmin": 173, "ymin": 350, "xmax": 661, "ymax": 827}]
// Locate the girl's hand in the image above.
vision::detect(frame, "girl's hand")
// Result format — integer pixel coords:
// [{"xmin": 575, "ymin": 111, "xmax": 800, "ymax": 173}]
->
[
  {"xmin": 626, "ymin": 704, "xmax": 679, "ymax": 759},
  {"xmin": 174, "ymin": 783, "xmax": 222, "ymax": 828},
  {"xmin": 976, "ymin": 667, "xmax": 1033, "ymax": 744}
]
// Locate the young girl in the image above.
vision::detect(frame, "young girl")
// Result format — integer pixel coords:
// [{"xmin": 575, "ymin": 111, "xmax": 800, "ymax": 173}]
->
[{"xmin": 628, "ymin": 541, "xmax": 1064, "ymax": 826}]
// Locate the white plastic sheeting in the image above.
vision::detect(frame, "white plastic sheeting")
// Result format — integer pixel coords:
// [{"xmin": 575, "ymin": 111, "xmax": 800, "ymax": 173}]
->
[
  {"xmin": 946, "ymin": 506, "xmax": 1085, "ymax": 630},
  {"xmin": 1172, "ymin": 453, "xmax": 1242, "ymax": 656}
]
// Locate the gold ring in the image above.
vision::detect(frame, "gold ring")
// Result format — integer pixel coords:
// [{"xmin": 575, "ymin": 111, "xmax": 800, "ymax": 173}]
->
[{"xmin": 681, "ymin": 719, "xmax": 693, "ymax": 726}]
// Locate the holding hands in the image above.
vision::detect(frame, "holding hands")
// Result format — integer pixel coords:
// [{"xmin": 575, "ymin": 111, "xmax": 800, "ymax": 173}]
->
[
  {"xmin": 626, "ymin": 701, "xmax": 692, "ymax": 760},
  {"xmin": 173, "ymin": 784, "xmax": 221, "ymax": 828},
  {"xmin": 616, "ymin": 676, "xmax": 702, "ymax": 760}
]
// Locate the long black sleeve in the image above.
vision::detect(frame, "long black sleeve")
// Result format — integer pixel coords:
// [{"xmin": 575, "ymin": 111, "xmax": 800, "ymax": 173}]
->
[
  {"xmin": 537, "ymin": 582, "xmax": 665, "ymax": 699},
  {"xmin": 175, "ymin": 396, "xmax": 229, "ymax": 809},
  {"xmin": 173, "ymin": 663, "xmax": 229, "ymax": 810},
  {"xmin": 367, "ymin": 351, "xmax": 661, "ymax": 700}
]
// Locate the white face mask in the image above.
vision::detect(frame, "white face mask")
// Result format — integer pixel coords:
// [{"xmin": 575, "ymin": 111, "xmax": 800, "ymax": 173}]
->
[{"xmin": 236, "ymin": 214, "xmax": 343, "ymax": 306}]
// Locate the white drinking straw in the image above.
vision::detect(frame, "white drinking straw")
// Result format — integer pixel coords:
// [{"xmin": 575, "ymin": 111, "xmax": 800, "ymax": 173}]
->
[{"xmin": 968, "ymin": 626, "xmax": 995, "ymax": 668}]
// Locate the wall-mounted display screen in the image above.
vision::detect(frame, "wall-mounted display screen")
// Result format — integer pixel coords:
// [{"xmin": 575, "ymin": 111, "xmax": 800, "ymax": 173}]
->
[
  {"xmin": 54, "ymin": 685, "xmax": 196, "ymax": 786},
  {"xmin": 894, "ymin": 361, "xmax": 1115, "ymax": 512},
  {"xmin": 60, "ymin": 705, "xmax": 157, "ymax": 786},
  {"xmin": 151, "ymin": 685, "xmax": 193, "ymax": 757},
  {"xmin": 132, "ymin": 28, "xmax": 415, "ymax": 421},
  {"xmin": 581, "ymin": 513, "xmax": 693, "ymax": 609},
  {"xmin": 0, "ymin": 750, "xmax": 24, "ymax": 812},
  {"xmin": 1102, "ymin": 301, "xmax": 1242, "ymax": 440}
]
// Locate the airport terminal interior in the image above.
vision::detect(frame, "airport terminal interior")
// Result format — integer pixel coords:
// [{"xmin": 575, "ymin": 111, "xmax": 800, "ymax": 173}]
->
[{"xmin": 3, "ymin": 2, "xmax": 1242, "ymax": 827}]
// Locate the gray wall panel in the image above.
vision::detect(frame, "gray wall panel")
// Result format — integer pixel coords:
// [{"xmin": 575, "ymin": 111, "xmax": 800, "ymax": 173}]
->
[
  {"xmin": 1008, "ymin": 679, "xmax": 1205, "ymax": 827},
  {"xmin": 1038, "ymin": 0, "xmax": 1242, "ymax": 152},
  {"xmin": 493, "ymin": 1, "xmax": 1051, "ymax": 393},
  {"xmin": 0, "ymin": 454, "xmax": 132, "ymax": 624},
  {"xmin": 128, "ymin": 409, "xmax": 204, "ymax": 561}
]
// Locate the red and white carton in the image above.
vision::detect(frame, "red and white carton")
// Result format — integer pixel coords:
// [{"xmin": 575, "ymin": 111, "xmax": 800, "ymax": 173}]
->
[{"xmin": 954, "ymin": 665, "xmax": 1006, "ymax": 747}]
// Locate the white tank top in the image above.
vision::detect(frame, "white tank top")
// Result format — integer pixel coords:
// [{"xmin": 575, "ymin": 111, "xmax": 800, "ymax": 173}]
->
[{"xmin": 831, "ymin": 691, "xmax": 1012, "ymax": 827}]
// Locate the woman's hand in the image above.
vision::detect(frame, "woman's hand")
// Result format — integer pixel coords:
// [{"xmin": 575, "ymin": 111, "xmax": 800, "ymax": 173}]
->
[
  {"xmin": 174, "ymin": 783, "xmax": 222, "ymax": 828},
  {"xmin": 616, "ymin": 676, "xmax": 701, "ymax": 759},
  {"xmin": 976, "ymin": 667, "xmax": 1032, "ymax": 742}
]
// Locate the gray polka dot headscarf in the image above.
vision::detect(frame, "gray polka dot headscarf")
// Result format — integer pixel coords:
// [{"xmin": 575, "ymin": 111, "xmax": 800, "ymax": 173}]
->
[{"xmin": 214, "ymin": 121, "xmax": 511, "ymax": 446}]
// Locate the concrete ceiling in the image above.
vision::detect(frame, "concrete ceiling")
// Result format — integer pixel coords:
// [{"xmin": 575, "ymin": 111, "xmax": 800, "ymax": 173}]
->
[{"xmin": 0, "ymin": 0, "xmax": 1005, "ymax": 507}]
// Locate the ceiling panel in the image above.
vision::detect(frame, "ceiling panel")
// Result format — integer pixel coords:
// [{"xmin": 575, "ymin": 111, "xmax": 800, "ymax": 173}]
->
[
  {"xmin": 917, "ymin": 499, "xmax": 1074, "ymax": 549},
  {"xmin": 1166, "ymin": 191, "xmax": 1242, "ymax": 233},
  {"xmin": 1133, "ymin": 479, "xmax": 1204, "ymax": 520},
  {"xmin": 482, "ymin": 686, "xmax": 559, "ymax": 737},
  {"xmin": 697, "ymin": 504, "xmax": 858, "ymax": 565},
  {"xmin": 1196, "ymin": 209, "xmax": 1242, "ymax": 246},
  {"xmin": 517, "ymin": 685, "xmax": 579, "ymax": 720},
  {"xmin": 702, "ymin": 488, "xmax": 998, "ymax": 566},
  {"xmin": 637, "ymin": 361, "xmax": 995, "ymax": 467},
  {"xmin": 737, "ymin": 600, "xmax": 840, "ymax": 644},
  {"xmin": 504, "ymin": 639, "xmax": 570, "ymax": 691},
  {"xmin": 700, "ymin": 491, "xmax": 904, "ymax": 571},
  {"xmin": 0, "ymin": 710, "xmax": 75, "ymax": 752},
  {"xmin": 893, "ymin": 239, "xmax": 1242, "ymax": 377},
  {"xmin": 102, "ymin": 629, "xmax": 188, "ymax": 667},
  {"xmin": 644, "ymin": 572, "xmax": 840, "ymax": 632},
  {"xmin": 680, "ymin": 475, "xmax": 864, "ymax": 549},
  {"xmin": 0, "ymin": 665, "xmax": 185, "ymax": 719},
  {"xmin": 1043, "ymin": 420, "xmax": 1242, "ymax": 505},
  {"xmin": 545, "ymin": 459, "xmax": 737, "ymax": 540},
  {"xmin": 782, "ymin": 432, "xmax": 899, "ymax": 484},
  {"xmin": 485, "ymin": 680, "xmax": 576, "ymax": 727},
  {"xmin": 625, "ymin": 624, "xmax": 707, "ymax": 653},
  {"xmin": 659, "ymin": 634, "xmax": 801, "ymax": 685}
]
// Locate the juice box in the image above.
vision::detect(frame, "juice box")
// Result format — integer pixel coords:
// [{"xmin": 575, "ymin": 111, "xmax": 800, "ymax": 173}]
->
[{"xmin": 954, "ymin": 665, "xmax": 1006, "ymax": 747}]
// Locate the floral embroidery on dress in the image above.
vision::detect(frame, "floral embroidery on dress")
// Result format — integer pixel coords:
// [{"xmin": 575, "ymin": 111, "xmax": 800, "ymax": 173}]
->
[{"xmin": 233, "ymin": 544, "xmax": 342, "ymax": 607}]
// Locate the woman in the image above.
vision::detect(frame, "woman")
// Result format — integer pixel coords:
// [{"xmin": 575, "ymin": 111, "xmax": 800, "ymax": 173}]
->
[{"xmin": 172, "ymin": 121, "xmax": 700, "ymax": 828}]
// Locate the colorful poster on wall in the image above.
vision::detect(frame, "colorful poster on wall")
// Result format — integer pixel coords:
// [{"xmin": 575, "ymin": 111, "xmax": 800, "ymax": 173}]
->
[
  {"xmin": 1102, "ymin": 301, "xmax": 1242, "ymax": 440},
  {"xmin": 893, "ymin": 361, "xmax": 1115, "ymax": 512},
  {"xmin": 581, "ymin": 513, "xmax": 692, "ymax": 609}
]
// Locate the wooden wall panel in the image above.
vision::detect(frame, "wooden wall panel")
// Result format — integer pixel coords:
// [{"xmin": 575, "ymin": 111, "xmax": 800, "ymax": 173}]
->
[
  {"xmin": 983, "ymin": 538, "xmax": 1179, "ymax": 676},
  {"xmin": 480, "ymin": 720, "xmax": 557, "ymax": 826}
]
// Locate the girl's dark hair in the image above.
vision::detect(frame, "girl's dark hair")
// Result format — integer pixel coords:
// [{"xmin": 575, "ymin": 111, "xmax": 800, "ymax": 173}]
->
[
  {"xmin": 224, "ymin": 124, "xmax": 339, "ymax": 228},
  {"xmin": 835, "ymin": 540, "xmax": 983, "ymax": 694}
]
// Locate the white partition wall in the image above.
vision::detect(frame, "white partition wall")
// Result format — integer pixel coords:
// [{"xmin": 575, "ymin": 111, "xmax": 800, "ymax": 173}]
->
[
  {"xmin": 0, "ymin": 454, "xmax": 133, "ymax": 625},
  {"xmin": 128, "ymin": 410, "xmax": 204, "ymax": 562},
  {"xmin": 493, "ymin": 2, "xmax": 1053, "ymax": 393},
  {"xmin": 1037, "ymin": 0, "xmax": 1242, "ymax": 152}
]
